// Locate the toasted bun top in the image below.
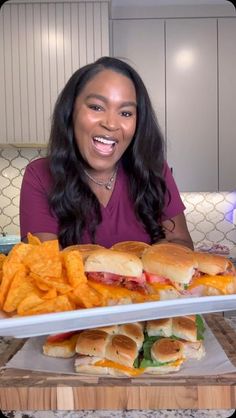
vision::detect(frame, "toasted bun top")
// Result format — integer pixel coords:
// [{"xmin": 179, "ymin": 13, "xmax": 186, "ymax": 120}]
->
[
  {"xmin": 111, "ymin": 241, "xmax": 151, "ymax": 258},
  {"xmin": 85, "ymin": 249, "xmax": 143, "ymax": 277},
  {"xmin": 172, "ymin": 316, "xmax": 197, "ymax": 342},
  {"xmin": 118, "ymin": 323, "xmax": 144, "ymax": 350},
  {"xmin": 96, "ymin": 325, "xmax": 119, "ymax": 335},
  {"xmin": 142, "ymin": 243, "xmax": 196, "ymax": 284},
  {"xmin": 194, "ymin": 251, "xmax": 233, "ymax": 275},
  {"xmin": 62, "ymin": 244, "xmax": 105, "ymax": 261},
  {"xmin": 106, "ymin": 334, "xmax": 138, "ymax": 368},
  {"xmin": 151, "ymin": 242, "xmax": 193, "ymax": 254},
  {"xmin": 146, "ymin": 318, "xmax": 172, "ymax": 337},
  {"xmin": 75, "ymin": 330, "xmax": 109, "ymax": 357},
  {"xmin": 151, "ymin": 338, "xmax": 184, "ymax": 363}
]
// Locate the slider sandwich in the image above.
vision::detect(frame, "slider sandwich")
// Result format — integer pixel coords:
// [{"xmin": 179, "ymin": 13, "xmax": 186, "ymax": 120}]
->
[
  {"xmin": 141, "ymin": 315, "xmax": 205, "ymax": 372},
  {"xmin": 43, "ymin": 331, "xmax": 81, "ymax": 358},
  {"xmin": 42, "ymin": 316, "xmax": 205, "ymax": 376},
  {"xmin": 142, "ymin": 243, "xmax": 236, "ymax": 297},
  {"xmin": 74, "ymin": 322, "xmax": 145, "ymax": 376},
  {"xmin": 139, "ymin": 337, "xmax": 185, "ymax": 374},
  {"xmin": 62, "ymin": 243, "xmax": 105, "ymax": 261},
  {"xmin": 84, "ymin": 249, "xmax": 159, "ymax": 305},
  {"xmin": 111, "ymin": 241, "xmax": 151, "ymax": 258},
  {"xmin": 189, "ymin": 251, "xmax": 236, "ymax": 296}
]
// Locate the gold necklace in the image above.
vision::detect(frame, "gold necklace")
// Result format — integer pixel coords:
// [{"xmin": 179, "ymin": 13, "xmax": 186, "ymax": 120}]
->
[{"xmin": 83, "ymin": 166, "xmax": 118, "ymax": 190}]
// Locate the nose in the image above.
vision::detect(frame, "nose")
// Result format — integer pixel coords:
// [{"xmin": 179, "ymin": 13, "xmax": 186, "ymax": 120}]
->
[{"xmin": 100, "ymin": 111, "xmax": 119, "ymax": 131}]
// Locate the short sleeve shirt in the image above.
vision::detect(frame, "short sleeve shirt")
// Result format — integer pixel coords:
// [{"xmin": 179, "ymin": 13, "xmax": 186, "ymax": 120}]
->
[{"xmin": 20, "ymin": 158, "xmax": 185, "ymax": 247}]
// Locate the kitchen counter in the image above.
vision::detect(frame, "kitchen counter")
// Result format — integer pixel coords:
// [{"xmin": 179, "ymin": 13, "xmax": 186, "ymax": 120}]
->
[{"xmin": 0, "ymin": 314, "xmax": 236, "ymax": 417}]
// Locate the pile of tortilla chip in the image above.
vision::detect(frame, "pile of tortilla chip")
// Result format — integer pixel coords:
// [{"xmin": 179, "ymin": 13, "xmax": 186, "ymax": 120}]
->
[{"xmin": 0, "ymin": 233, "xmax": 102, "ymax": 316}]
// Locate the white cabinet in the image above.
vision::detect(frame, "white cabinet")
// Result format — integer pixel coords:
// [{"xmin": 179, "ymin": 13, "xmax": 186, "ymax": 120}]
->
[
  {"xmin": 218, "ymin": 18, "xmax": 236, "ymax": 191},
  {"xmin": 0, "ymin": 1, "xmax": 109, "ymax": 145},
  {"xmin": 112, "ymin": 19, "xmax": 166, "ymax": 140},
  {"xmin": 112, "ymin": 17, "xmax": 235, "ymax": 192},
  {"xmin": 165, "ymin": 19, "xmax": 218, "ymax": 192}
]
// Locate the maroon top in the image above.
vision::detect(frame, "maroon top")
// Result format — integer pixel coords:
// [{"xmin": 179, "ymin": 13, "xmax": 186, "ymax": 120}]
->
[{"xmin": 20, "ymin": 158, "xmax": 185, "ymax": 247}]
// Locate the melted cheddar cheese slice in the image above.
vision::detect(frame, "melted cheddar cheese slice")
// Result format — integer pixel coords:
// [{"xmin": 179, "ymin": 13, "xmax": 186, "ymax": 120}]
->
[
  {"xmin": 188, "ymin": 275, "xmax": 234, "ymax": 294},
  {"xmin": 88, "ymin": 281, "xmax": 158, "ymax": 303},
  {"xmin": 94, "ymin": 358, "xmax": 184, "ymax": 376},
  {"xmin": 94, "ymin": 359, "xmax": 145, "ymax": 376}
]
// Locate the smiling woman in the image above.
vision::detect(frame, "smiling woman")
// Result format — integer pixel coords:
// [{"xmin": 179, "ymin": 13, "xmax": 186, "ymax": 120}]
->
[{"xmin": 19, "ymin": 56, "xmax": 193, "ymax": 250}]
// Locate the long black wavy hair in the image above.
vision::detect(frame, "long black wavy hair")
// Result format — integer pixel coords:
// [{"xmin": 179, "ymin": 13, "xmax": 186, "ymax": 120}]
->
[{"xmin": 48, "ymin": 56, "xmax": 168, "ymax": 248}]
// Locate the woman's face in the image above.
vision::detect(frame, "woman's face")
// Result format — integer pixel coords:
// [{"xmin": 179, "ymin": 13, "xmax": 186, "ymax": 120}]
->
[{"xmin": 73, "ymin": 69, "xmax": 137, "ymax": 174}]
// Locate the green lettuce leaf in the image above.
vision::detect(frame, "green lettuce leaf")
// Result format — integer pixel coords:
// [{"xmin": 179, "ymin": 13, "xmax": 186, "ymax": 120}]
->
[{"xmin": 196, "ymin": 314, "xmax": 205, "ymax": 340}]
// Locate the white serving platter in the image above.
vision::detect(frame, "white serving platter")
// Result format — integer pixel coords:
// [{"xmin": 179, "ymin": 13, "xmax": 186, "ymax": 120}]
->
[{"xmin": 1, "ymin": 294, "xmax": 236, "ymax": 338}]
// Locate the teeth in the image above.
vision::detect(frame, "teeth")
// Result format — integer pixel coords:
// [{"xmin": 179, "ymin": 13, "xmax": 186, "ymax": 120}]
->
[{"xmin": 93, "ymin": 136, "xmax": 116, "ymax": 145}]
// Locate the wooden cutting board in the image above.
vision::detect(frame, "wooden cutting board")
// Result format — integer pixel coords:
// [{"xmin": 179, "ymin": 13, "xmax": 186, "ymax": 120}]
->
[{"xmin": 0, "ymin": 313, "xmax": 236, "ymax": 410}]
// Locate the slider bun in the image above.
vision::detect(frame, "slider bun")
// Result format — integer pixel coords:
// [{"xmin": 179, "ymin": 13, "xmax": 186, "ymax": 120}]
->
[
  {"xmin": 111, "ymin": 241, "xmax": 150, "ymax": 258},
  {"xmin": 172, "ymin": 316, "xmax": 197, "ymax": 342},
  {"xmin": 151, "ymin": 338, "xmax": 184, "ymax": 363},
  {"xmin": 74, "ymin": 363, "xmax": 133, "ymax": 377},
  {"xmin": 182, "ymin": 341, "xmax": 206, "ymax": 360},
  {"xmin": 118, "ymin": 323, "xmax": 144, "ymax": 350},
  {"xmin": 106, "ymin": 334, "xmax": 139, "ymax": 368},
  {"xmin": 143, "ymin": 363, "xmax": 182, "ymax": 374},
  {"xmin": 194, "ymin": 251, "xmax": 234, "ymax": 275},
  {"xmin": 142, "ymin": 243, "xmax": 196, "ymax": 284},
  {"xmin": 146, "ymin": 318, "xmax": 172, "ymax": 337},
  {"xmin": 75, "ymin": 330, "xmax": 109, "ymax": 357},
  {"xmin": 74, "ymin": 363, "xmax": 110, "ymax": 375},
  {"xmin": 152, "ymin": 242, "xmax": 193, "ymax": 254},
  {"xmin": 62, "ymin": 244, "xmax": 105, "ymax": 261},
  {"xmin": 85, "ymin": 249, "xmax": 143, "ymax": 278},
  {"xmin": 158, "ymin": 287, "xmax": 181, "ymax": 300},
  {"xmin": 43, "ymin": 334, "xmax": 79, "ymax": 358},
  {"xmin": 96, "ymin": 325, "xmax": 119, "ymax": 335},
  {"xmin": 43, "ymin": 342, "xmax": 76, "ymax": 358},
  {"xmin": 75, "ymin": 330, "xmax": 138, "ymax": 369}
]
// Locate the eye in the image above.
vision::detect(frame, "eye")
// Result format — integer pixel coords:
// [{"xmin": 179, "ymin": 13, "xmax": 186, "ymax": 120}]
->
[
  {"xmin": 88, "ymin": 104, "xmax": 103, "ymax": 112},
  {"xmin": 121, "ymin": 110, "xmax": 133, "ymax": 117}
]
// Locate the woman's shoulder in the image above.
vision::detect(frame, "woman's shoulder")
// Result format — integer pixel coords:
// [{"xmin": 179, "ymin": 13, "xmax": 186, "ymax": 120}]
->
[
  {"xmin": 24, "ymin": 157, "xmax": 52, "ymax": 184},
  {"xmin": 26, "ymin": 157, "xmax": 49, "ymax": 171}
]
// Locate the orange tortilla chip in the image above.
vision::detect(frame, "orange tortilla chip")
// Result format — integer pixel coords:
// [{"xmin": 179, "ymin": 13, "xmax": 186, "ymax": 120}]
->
[
  {"xmin": 0, "ymin": 259, "xmax": 24, "ymax": 309},
  {"xmin": 17, "ymin": 291, "xmax": 45, "ymax": 315},
  {"xmin": 24, "ymin": 240, "xmax": 62, "ymax": 278},
  {"xmin": 62, "ymin": 250, "xmax": 87, "ymax": 288},
  {"xmin": 8, "ymin": 242, "xmax": 33, "ymax": 262},
  {"xmin": 3, "ymin": 265, "xmax": 38, "ymax": 313},
  {"xmin": 27, "ymin": 233, "xmax": 41, "ymax": 246},
  {"xmin": 29, "ymin": 273, "xmax": 51, "ymax": 291},
  {"xmin": 0, "ymin": 253, "xmax": 6, "ymax": 270},
  {"xmin": 18, "ymin": 294, "xmax": 74, "ymax": 316},
  {"xmin": 69, "ymin": 282, "xmax": 102, "ymax": 308},
  {"xmin": 42, "ymin": 288, "xmax": 58, "ymax": 300},
  {"xmin": 34, "ymin": 276, "xmax": 72, "ymax": 294}
]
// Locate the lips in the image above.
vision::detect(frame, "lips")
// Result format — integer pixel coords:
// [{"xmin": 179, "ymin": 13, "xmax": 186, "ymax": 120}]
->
[{"xmin": 92, "ymin": 136, "xmax": 117, "ymax": 156}]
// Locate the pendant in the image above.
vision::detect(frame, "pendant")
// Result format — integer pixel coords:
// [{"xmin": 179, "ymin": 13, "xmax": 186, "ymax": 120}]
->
[{"xmin": 106, "ymin": 183, "xmax": 112, "ymax": 190}]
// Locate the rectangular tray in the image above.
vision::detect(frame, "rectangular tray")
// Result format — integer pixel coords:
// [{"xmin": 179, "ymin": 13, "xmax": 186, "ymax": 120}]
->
[{"xmin": 1, "ymin": 294, "xmax": 236, "ymax": 338}]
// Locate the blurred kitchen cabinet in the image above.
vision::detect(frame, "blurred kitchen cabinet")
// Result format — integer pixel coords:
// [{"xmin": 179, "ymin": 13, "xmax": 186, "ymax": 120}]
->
[
  {"xmin": 165, "ymin": 19, "xmax": 218, "ymax": 192},
  {"xmin": 112, "ymin": 18, "xmax": 218, "ymax": 192},
  {"xmin": 218, "ymin": 18, "xmax": 236, "ymax": 191},
  {"xmin": 0, "ymin": 1, "xmax": 109, "ymax": 145},
  {"xmin": 112, "ymin": 19, "xmax": 166, "ymax": 144}
]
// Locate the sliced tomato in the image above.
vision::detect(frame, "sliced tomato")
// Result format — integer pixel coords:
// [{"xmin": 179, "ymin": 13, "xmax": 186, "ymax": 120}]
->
[
  {"xmin": 46, "ymin": 331, "xmax": 79, "ymax": 343},
  {"xmin": 144, "ymin": 272, "xmax": 172, "ymax": 285}
]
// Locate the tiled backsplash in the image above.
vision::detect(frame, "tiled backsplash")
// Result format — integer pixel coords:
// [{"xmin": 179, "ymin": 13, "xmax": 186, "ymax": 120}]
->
[{"xmin": 0, "ymin": 148, "xmax": 236, "ymax": 251}]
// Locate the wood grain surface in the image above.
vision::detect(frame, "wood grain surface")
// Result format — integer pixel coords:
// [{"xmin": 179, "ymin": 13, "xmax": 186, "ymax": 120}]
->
[{"xmin": 0, "ymin": 313, "xmax": 236, "ymax": 410}]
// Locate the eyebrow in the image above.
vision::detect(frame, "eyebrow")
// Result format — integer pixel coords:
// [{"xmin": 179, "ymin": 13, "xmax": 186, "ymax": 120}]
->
[{"xmin": 85, "ymin": 93, "xmax": 137, "ymax": 108}]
